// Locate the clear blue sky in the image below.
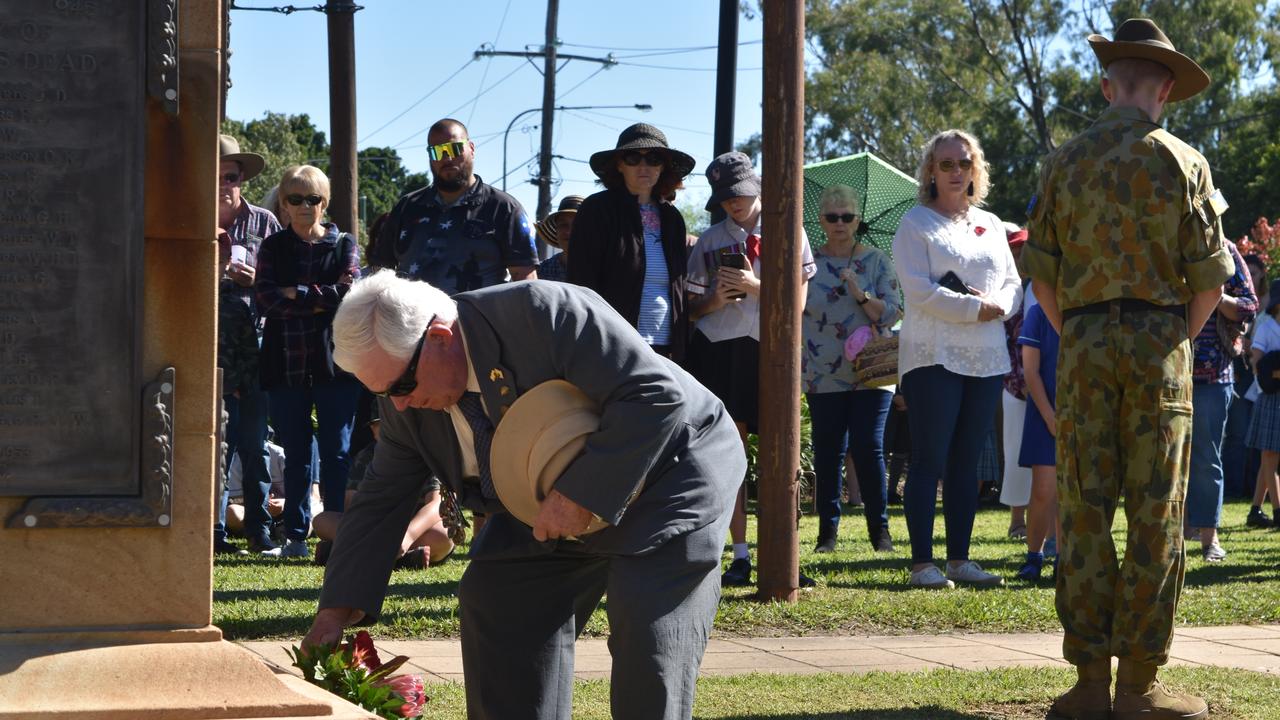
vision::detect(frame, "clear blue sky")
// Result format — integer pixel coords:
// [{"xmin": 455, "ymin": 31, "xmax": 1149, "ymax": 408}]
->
[{"xmin": 225, "ymin": 0, "xmax": 767, "ymax": 218}]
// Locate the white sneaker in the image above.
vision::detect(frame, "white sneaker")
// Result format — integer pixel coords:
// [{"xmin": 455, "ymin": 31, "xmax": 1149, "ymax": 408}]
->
[
  {"xmin": 280, "ymin": 540, "xmax": 309, "ymax": 559},
  {"xmin": 258, "ymin": 546, "xmax": 283, "ymax": 558},
  {"xmin": 946, "ymin": 560, "xmax": 1004, "ymax": 586},
  {"xmin": 909, "ymin": 565, "xmax": 955, "ymax": 589}
]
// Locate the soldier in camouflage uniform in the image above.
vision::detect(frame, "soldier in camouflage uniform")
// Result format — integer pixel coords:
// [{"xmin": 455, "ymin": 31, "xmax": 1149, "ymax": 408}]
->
[{"xmin": 1022, "ymin": 19, "xmax": 1235, "ymax": 720}]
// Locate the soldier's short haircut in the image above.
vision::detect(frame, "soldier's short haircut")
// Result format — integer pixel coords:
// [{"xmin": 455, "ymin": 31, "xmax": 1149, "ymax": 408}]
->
[
  {"xmin": 429, "ymin": 118, "xmax": 470, "ymax": 140},
  {"xmin": 1105, "ymin": 58, "xmax": 1173, "ymax": 96}
]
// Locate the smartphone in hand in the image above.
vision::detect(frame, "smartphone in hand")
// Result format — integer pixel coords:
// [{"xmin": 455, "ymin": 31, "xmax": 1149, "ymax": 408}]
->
[
  {"xmin": 938, "ymin": 270, "xmax": 972, "ymax": 295},
  {"xmin": 718, "ymin": 249, "xmax": 749, "ymax": 300}
]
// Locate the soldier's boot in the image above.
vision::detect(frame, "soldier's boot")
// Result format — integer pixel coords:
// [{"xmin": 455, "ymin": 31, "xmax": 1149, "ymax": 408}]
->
[
  {"xmin": 1112, "ymin": 660, "xmax": 1208, "ymax": 720},
  {"xmin": 1047, "ymin": 659, "xmax": 1111, "ymax": 720}
]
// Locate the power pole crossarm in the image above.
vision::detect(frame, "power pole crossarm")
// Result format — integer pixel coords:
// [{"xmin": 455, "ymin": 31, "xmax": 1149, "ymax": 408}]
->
[{"xmin": 473, "ymin": 49, "xmax": 616, "ymax": 67}]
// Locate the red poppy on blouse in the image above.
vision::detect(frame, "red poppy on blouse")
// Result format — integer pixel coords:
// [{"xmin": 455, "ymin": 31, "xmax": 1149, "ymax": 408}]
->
[{"xmin": 974, "ymin": 226, "xmax": 986, "ymax": 236}]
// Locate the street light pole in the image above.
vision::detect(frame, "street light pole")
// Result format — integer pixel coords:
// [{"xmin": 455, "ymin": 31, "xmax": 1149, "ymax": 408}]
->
[{"xmin": 501, "ymin": 103, "xmax": 653, "ymax": 193}]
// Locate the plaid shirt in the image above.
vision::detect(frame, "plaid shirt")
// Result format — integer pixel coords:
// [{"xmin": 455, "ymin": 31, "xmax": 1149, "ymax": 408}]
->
[
  {"xmin": 217, "ymin": 202, "xmax": 280, "ymax": 394},
  {"xmin": 256, "ymin": 223, "xmax": 360, "ymax": 388},
  {"xmin": 223, "ymin": 201, "xmax": 281, "ymax": 310},
  {"xmin": 1193, "ymin": 240, "xmax": 1257, "ymax": 385}
]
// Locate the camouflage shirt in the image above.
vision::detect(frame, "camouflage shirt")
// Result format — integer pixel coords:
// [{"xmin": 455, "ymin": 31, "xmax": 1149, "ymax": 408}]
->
[{"xmin": 1023, "ymin": 105, "xmax": 1234, "ymax": 310}]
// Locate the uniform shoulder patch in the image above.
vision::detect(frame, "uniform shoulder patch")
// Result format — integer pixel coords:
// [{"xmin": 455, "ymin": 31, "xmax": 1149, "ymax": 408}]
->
[{"xmin": 1207, "ymin": 189, "xmax": 1229, "ymax": 217}]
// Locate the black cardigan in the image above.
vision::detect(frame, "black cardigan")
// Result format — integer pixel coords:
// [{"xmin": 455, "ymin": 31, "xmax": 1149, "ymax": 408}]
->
[{"xmin": 567, "ymin": 188, "xmax": 690, "ymax": 363}]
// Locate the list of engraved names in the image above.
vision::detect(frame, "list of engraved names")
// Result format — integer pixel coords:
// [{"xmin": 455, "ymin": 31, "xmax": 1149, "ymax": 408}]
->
[{"xmin": 0, "ymin": 0, "xmax": 143, "ymax": 496}]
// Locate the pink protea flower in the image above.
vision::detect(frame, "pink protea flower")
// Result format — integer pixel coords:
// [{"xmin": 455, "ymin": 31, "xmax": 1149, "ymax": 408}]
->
[{"xmin": 377, "ymin": 674, "xmax": 427, "ymax": 718}]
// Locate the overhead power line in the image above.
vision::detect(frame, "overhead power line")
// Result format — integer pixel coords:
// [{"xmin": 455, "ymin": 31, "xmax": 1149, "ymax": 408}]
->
[
  {"xmin": 389, "ymin": 61, "xmax": 527, "ymax": 150},
  {"xmin": 359, "ymin": 58, "xmax": 475, "ymax": 144},
  {"xmin": 561, "ymin": 39, "xmax": 762, "ymax": 55}
]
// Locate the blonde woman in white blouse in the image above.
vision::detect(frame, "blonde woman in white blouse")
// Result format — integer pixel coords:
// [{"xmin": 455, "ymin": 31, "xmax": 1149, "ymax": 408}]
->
[{"xmin": 891, "ymin": 129, "xmax": 1022, "ymax": 590}]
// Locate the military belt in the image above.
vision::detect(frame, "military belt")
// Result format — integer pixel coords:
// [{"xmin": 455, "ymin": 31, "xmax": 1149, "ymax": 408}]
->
[{"xmin": 1061, "ymin": 299, "xmax": 1186, "ymax": 321}]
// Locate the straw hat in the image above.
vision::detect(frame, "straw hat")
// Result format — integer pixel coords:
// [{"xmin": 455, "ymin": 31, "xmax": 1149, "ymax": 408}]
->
[
  {"xmin": 489, "ymin": 380, "xmax": 611, "ymax": 534},
  {"xmin": 534, "ymin": 195, "xmax": 585, "ymax": 249},
  {"xmin": 1087, "ymin": 18, "xmax": 1210, "ymax": 102}
]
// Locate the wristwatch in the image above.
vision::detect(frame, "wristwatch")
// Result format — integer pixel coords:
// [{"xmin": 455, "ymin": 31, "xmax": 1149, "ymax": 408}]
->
[{"xmin": 856, "ymin": 293, "xmax": 871, "ymax": 306}]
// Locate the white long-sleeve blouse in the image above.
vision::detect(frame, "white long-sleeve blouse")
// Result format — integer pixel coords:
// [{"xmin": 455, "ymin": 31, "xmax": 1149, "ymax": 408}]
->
[{"xmin": 891, "ymin": 205, "xmax": 1023, "ymax": 380}]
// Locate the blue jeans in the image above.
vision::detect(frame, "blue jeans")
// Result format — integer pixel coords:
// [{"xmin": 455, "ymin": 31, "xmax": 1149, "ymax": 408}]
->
[
  {"xmin": 217, "ymin": 390, "xmax": 274, "ymax": 547},
  {"xmin": 901, "ymin": 365, "xmax": 1002, "ymax": 565},
  {"xmin": 269, "ymin": 376, "xmax": 360, "ymax": 541},
  {"xmin": 807, "ymin": 389, "xmax": 893, "ymax": 536},
  {"xmin": 1188, "ymin": 383, "xmax": 1232, "ymax": 528}
]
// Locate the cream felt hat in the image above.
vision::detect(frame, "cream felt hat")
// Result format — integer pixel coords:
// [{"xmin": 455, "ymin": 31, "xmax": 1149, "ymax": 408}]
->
[{"xmin": 490, "ymin": 380, "xmax": 609, "ymax": 534}]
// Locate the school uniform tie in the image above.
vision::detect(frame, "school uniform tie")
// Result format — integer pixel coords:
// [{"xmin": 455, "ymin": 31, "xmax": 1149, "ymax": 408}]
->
[{"xmin": 456, "ymin": 392, "xmax": 496, "ymax": 499}]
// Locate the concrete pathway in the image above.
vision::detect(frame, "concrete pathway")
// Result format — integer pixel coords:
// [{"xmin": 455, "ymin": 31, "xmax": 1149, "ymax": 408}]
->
[{"xmin": 241, "ymin": 624, "xmax": 1280, "ymax": 684}]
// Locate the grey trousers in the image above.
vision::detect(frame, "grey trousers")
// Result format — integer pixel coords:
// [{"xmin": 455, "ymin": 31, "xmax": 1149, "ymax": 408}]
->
[{"xmin": 458, "ymin": 516, "xmax": 728, "ymax": 720}]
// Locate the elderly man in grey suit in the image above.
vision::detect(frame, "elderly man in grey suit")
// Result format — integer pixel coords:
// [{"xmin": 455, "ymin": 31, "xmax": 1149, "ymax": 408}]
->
[{"xmin": 303, "ymin": 270, "xmax": 742, "ymax": 720}]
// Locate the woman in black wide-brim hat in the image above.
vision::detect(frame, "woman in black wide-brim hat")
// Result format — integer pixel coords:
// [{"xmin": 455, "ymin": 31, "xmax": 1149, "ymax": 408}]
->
[{"xmin": 567, "ymin": 123, "xmax": 696, "ymax": 363}]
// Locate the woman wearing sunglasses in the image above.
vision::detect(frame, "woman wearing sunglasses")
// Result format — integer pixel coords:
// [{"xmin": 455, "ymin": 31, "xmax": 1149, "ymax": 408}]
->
[
  {"xmin": 568, "ymin": 123, "xmax": 695, "ymax": 363},
  {"xmin": 256, "ymin": 164, "xmax": 362, "ymax": 559},
  {"xmin": 801, "ymin": 184, "xmax": 903, "ymax": 556},
  {"xmin": 890, "ymin": 129, "xmax": 1022, "ymax": 589}
]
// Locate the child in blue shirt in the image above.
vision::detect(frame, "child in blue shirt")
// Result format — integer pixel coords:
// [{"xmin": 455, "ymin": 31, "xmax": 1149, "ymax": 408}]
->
[{"xmin": 1016, "ymin": 302, "xmax": 1060, "ymax": 581}]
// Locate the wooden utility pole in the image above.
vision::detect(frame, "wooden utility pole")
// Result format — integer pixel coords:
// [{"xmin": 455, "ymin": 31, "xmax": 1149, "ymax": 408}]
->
[
  {"xmin": 536, "ymin": 0, "xmax": 559, "ymax": 226},
  {"xmin": 710, "ymin": 0, "xmax": 738, "ymax": 225},
  {"xmin": 756, "ymin": 0, "xmax": 804, "ymax": 603},
  {"xmin": 326, "ymin": 0, "xmax": 358, "ymax": 234}
]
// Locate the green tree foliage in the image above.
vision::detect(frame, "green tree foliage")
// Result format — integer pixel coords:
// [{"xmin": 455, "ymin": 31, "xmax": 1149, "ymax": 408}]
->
[
  {"xmin": 804, "ymin": 0, "xmax": 1280, "ymax": 235},
  {"xmin": 221, "ymin": 113, "xmax": 430, "ymax": 238},
  {"xmin": 220, "ymin": 112, "xmax": 308, "ymax": 207}
]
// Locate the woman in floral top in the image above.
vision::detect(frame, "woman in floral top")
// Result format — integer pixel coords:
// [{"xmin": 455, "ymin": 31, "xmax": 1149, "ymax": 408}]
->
[
  {"xmin": 802, "ymin": 184, "xmax": 902, "ymax": 553},
  {"xmin": 1187, "ymin": 238, "xmax": 1257, "ymax": 562}
]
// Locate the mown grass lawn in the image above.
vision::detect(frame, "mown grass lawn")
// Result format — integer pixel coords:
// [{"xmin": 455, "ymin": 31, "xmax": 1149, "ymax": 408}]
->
[
  {"xmin": 214, "ymin": 499, "xmax": 1280, "ymax": 641},
  {"xmin": 418, "ymin": 666, "xmax": 1280, "ymax": 719}
]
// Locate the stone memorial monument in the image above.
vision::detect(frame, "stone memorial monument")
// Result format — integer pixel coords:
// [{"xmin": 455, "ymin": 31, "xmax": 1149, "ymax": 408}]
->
[{"xmin": 0, "ymin": 2, "xmax": 370, "ymax": 716}]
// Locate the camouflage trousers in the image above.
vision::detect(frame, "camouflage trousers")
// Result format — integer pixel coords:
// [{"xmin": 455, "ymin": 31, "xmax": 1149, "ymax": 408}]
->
[{"xmin": 1055, "ymin": 306, "xmax": 1191, "ymax": 667}]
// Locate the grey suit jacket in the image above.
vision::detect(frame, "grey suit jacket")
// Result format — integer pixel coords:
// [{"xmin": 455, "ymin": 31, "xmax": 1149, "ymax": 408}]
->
[{"xmin": 319, "ymin": 281, "xmax": 744, "ymax": 620}]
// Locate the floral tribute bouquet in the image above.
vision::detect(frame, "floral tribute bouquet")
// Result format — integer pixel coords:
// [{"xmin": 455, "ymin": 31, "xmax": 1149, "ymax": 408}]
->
[
  {"xmin": 1235, "ymin": 216, "xmax": 1280, "ymax": 275},
  {"xmin": 287, "ymin": 630, "xmax": 428, "ymax": 719}
]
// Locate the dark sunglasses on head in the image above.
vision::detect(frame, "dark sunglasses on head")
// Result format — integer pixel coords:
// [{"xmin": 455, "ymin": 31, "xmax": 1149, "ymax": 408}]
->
[
  {"xmin": 220, "ymin": 172, "xmax": 241, "ymax": 185},
  {"xmin": 285, "ymin": 194, "xmax": 325, "ymax": 207},
  {"xmin": 936, "ymin": 158, "xmax": 974, "ymax": 172},
  {"xmin": 373, "ymin": 329, "xmax": 429, "ymax": 398},
  {"xmin": 621, "ymin": 150, "xmax": 666, "ymax": 167},
  {"xmin": 428, "ymin": 141, "xmax": 468, "ymax": 162},
  {"xmin": 824, "ymin": 213, "xmax": 858, "ymax": 224}
]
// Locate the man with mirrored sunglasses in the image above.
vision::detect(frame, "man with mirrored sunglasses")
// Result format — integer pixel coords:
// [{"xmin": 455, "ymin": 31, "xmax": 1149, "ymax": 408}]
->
[{"xmin": 372, "ymin": 118, "xmax": 537, "ymax": 293}]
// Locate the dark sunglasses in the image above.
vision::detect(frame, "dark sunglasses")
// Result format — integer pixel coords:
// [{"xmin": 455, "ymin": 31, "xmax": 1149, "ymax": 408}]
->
[
  {"xmin": 285, "ymin": 194, "xmax": 325, "ymax": 207},
  {"xmin": 936, "ymin": 158, "xmax": 974, "ymax": 172},
  {"xmin": 428, "ymin": 141, "xmax": 468, "ymax": 162},
  {"xmin": 373, "ymin": 329, "xmax": 428, "ymax": 398},
  {"xmin": 824, "ymin": 213, "xmax": 858, "ymax": 224},
  {"xmin": 220, "ymin": 172, "xmax": 242, "ymax": 185},
  {"xmin": 620, "ymin": 150, "xmax": 666, "ymax": 167}
]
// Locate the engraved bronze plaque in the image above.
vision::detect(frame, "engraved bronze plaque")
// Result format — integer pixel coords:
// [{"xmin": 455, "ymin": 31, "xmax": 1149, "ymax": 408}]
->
[{"xmin": 0, "ymin": 1, "xmax": 145, "ymax": 496}]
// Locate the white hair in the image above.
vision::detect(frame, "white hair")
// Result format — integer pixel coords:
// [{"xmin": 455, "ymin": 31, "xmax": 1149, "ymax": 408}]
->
[
  {"xmin": 820, "ymin": 184, "xmax": 862, "ymax": 215},
  {"xmin": 332, "ymin": 269, "xmax": 458, "ymax": 376}
]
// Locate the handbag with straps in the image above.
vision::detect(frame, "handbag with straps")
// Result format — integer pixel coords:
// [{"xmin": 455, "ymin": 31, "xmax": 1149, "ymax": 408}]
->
[{"xmin": 852, "ymin": 325, "xmax": 899, "ymax": 389}]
